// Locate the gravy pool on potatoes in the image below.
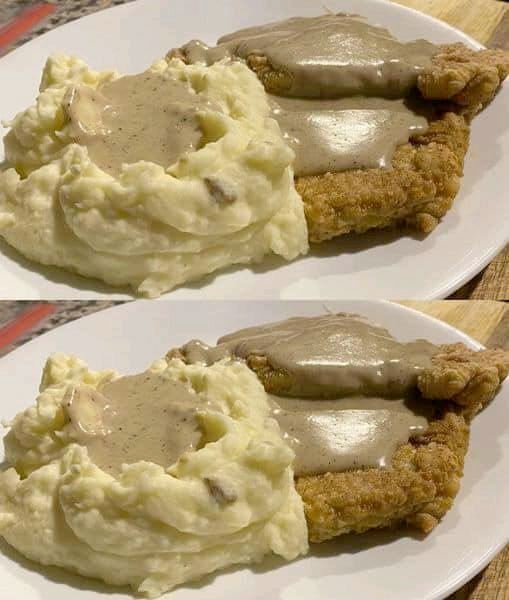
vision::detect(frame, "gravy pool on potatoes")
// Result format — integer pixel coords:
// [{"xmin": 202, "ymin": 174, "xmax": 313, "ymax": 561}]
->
[
  {"xmin": 65, "ymin": 373, "xmax": 212, "ymax": 475},
  {"xmin": 64, "ymin": 72, "xmax": 218, "ymax": 176}
]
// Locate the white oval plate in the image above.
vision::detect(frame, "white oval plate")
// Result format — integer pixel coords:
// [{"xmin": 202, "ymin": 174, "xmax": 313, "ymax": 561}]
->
[
  {"xmin": 0, "ymin": 300, "xmax": 508, "ymax": 600},
  {"xmin": 0, "ymin": 0, "xmax": 508, "ymax": 299}
]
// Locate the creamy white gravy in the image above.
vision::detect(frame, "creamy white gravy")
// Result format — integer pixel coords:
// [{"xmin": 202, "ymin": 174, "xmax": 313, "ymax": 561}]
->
[
  {"xmin": 182, "ymin": 14, "xmax": 438, "ymax": 98},
  {"xmin": 270, "ymin": 96, "xmax": 429, "ymax": 175},
  {"xmin": 180, "ymin": 14, "xmax": 437, "ymax": 175},
  {"xmin": 66, "ymin": 315, "xmax": 437, "ymax": 478},
  {"xmin": 64, "ymin": 372, "xmax": 210, "ymax": 474},
  {"xmin": 64, "ymin": 71, "xmax": 216, "ymax": 176},
  {"xmin": 270, "ymin": 395, "xmax": 429, "ymax": 476},
  {"xmin": 182, "ymin": 314, "xmax": 437, "ymax": 476},
  {"xmin": 185, "ymin": 313, "xmax": 438, "ymax": 398}
]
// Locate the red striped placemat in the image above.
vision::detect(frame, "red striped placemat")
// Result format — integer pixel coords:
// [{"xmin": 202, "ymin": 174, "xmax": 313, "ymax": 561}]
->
[
  {"xmin": 0, "ymin": 2, "xmax": 55, "ymax": 54},
  {"xmin": 0, "ymin": 303, "xmax": 56, "ymax": 350}
]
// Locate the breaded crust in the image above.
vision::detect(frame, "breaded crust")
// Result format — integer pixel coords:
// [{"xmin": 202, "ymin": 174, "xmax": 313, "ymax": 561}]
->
[
  {"xmin": 297, "ymin": 411, "xmax": 469, "ymax": 542},
  {"xmin": 418, "ymin": 343, "xmax": 509, "ymax": 420},
  {"xmin": 296, "ymin": 345, "xmax": 509, "ymax": 542},
  {"xmin": 248, "ymin": 44, "xmax": 508, "ymax": 242},
  {"xmin": 172, "ymin": 42, "xmax": 508, "ymax": 243},
  {"xmin": 296, "ymin": 111, "xmax": 470, "ymax": 242},
  {"xmin": 417, "ymin": 43, "xmax": 509, "ymax": 118},
  {"xmin": 169, "ymin": 343, "xmax": 509, "ymax": 543}
]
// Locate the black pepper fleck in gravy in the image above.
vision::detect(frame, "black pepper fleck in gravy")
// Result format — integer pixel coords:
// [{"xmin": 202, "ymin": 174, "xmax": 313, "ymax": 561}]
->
[{"xmin": 64, "ymin": 372, "xmax": 214, "ymax": 475}]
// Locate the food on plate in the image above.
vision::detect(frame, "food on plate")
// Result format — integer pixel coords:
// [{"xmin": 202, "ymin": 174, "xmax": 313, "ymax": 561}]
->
[
  {"xmin": 297, "ymin": 112, "xmax": 469, "ymax": 240},
  {"xmin": 172, "ymin": 313, "xmax": 509, "ymax": 543},
  {"xmin": 175, "ymin": 13, "xmax": 509, "ymax": 242},
  {"xmin": 1, "ymin": 13, "xmax": 508, "ymax": 295},
  {"xmin": 1, "ymin": 312, "xmax": 508, "ymax": 595},
  {"xmin": 0, "ymin": 55, "xmax": 308, "ymax": 297},
  {"xmin": 0, "ymin": 354, "xmax": 308, "ymax": 596}
]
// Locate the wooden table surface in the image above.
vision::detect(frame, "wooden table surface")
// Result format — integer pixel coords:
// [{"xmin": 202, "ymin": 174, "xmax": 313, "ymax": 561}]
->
[{"xmin": 401, "ymin": 300, "xmax": 509, "ymax": 599}]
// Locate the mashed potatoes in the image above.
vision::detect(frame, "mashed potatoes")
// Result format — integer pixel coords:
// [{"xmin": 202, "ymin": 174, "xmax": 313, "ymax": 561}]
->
[
  {"xmin": 0, "ymin": 354, "xmax": 308, "ymax": 596},
  {"xmin": 0, "ymin": 55, "xmax": 308, "ymax": 297}
]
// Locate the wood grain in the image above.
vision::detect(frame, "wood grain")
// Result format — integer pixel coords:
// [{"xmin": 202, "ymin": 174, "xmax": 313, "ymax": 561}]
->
[
  {"xmin": 399, "ymin": 300, "xmax": 509, "ymax": 600},
  {"xmin": 393, "ymin": 0, "xmax": 507, "ymax": 43},
  {"xmin": 398, "ymin": 300, "xmax": 508, "ymax": 344},
  {"xmin": 485, "ymin": 8, "xmax": 509, "ymax": 50},
  {"xmin": 394, "ymin": 0, "xmax": 509, "ymax": 300}
]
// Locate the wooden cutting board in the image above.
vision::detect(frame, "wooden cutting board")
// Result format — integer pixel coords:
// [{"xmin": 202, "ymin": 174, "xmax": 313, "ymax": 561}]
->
[
  {"xmin": 393, "ymin": 0, "xmax": 507, "ymax": 44},
  {"xmin": 400, "ymin": 300, "xmax": 509, "ymax": 599},
  {"xmin": 400, "ymin": 301, "xmax": 509, "ymax": 347}
]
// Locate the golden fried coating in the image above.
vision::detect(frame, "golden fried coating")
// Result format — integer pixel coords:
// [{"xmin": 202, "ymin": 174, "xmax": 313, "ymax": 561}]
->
[
  {"xmin": 417, "ymin": 44, "xmax": 509, "ymax": 118},
  {"xmin": 172, "ymin": 41, "xmax": 507, "ymax": 243},
  {"xmin": 247, "ymin": 344, "xmax": 508, "ymax": 541},
  {"xmin": 297, "ymin": 412, "xmax": 469, "ymax": 542},
  {"xmin": 169, "ymin": 341, "xmax": 509, "ymax": 543},
  {"xmin": 418, "ymin": 343, "xmax": 509, "ymax": 421},
  {"xmin": 246, "ymin": 44, "xmax": 508, "ymax": 242},
  {"xmin": 296, "ymin": 111, "xmax": 470, "ymax": 242}
]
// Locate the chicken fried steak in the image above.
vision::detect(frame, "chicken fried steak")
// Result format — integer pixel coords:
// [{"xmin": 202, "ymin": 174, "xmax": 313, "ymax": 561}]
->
[
  {"xmin": 171, "ymin": 14, "xmax": 509, "ymax": 242},
  {"xmin": 169, "ymin": 314, "xmax": 509, "ymax": 543}
]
